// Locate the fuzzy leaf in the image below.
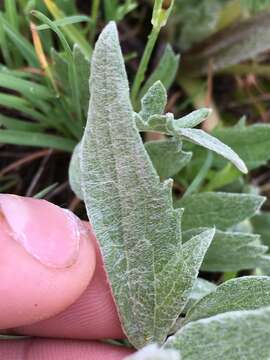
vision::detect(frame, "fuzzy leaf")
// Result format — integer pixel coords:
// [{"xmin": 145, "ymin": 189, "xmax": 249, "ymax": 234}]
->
[
  {"xmin": 178, "ymin": 128, "xmax": 247, "ymax": 174},
  {"xmin": 185, "ymin": 276, "xmax": 270, "ymax": 323},
  {"xmin": 173, "ymin": 109, "xmax": 212, "ymax": 129},
  {"xmin": 182, "ymin": 228, "xmax": 267, "ymax": 272},
  {"xmin": 139, "ymin": 81, "xmax": 167, "ymax": 121},
  {"xmin": 136, "ymin": 109, "xmax": 247, "ymax": 174},
  {"xmin": 145, "ymin": 140, "xmax": 192, "ymax": 179},
  {"xmin": 80, "ymin": 22, "xmax": 213, "ymax": 349},
  {"xmin": 175, "ymin": 192, "xmax": 265, "ymax": 231},
  {"xmin": 165, "ymin": 307, "xmax": 270, "ymax": 360}
]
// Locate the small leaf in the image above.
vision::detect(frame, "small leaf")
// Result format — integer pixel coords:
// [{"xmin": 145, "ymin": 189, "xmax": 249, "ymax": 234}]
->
[
  {"xmin": 175, "ymin": 192, "xmax": 265, "ymax": 231},
  {"xmin": 178, "ymin": 128, "xmax": 248, "ymax": 173},
  {"xmin": 180, "ymin": 228, "xmax": 216, "ymax": 309},
  {"xmin": 185, "ymin": 276, "xmax": 270, "ymax": 323},
  {"xmin": 173, "ymin": 108, "xmax": 212, "ymax": 129},
  {"xmin": 125, "ymin": 344, "xmax": 181, "ymax": 360},
  {"xmin": 136, "ymin": 110, "xmax": 247, "ymax": 174},
  {"xmin": 139, "ymin": 81, "xmax": 167, "ymax": 121},
  {"xmin": 165, "ymin": 307, "xmax": 270, "ymax": 360},
  {"xmin": 145, "ymin": 139, "xmax": 192, "ymax": 179},
  {"xmin": 140, "ymin": 44, "xmax": 180, "ymax": 98}
]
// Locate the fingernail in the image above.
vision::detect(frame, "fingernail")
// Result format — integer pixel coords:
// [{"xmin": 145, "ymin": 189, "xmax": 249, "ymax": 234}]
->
[{"xmin": 0, "ymin": 194, "xmax": 81, "ymax": 268}]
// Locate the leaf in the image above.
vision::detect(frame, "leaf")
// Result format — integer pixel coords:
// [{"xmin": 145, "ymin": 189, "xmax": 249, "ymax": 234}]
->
[
  {"xmin": 252, "ymin": 212, "xmax": 270, "ymax": 248},
  {"xmin": 125, "ymin": 344, "xmax": 181, "ymax": 360},
  {"xmin": 181, "ymin": 228, "xmax": 216, "ymax": 312},
  {"xmin": 139, "ymin": 81, "xmax": 167, "ymax": 121},
  {"xmin": 80, "ymin": 22, "xmax": 214, "ymax": 348},
  {"xmin": 178, "ymin": 128, "xmax": 247, "ymax": 174},
  {"xmin": 145, "ymin": 139, "xmax": 192, "ymax": 179},
  {"xmin": 185, "ymin": 276, "xmax": 270, "ymax": 324},
  {"xmin": 136, "ymin": 109, "xmax": 247, "ymax": 174},
  {"xmin": 69, "ymin": 142, "xmax": 83, "ymax": 199},
  {"xmin": 165, "ymin": 307, "xmax": 270, "ymax": 360},
  {"xmin": 140, "ymin": 44, "xmax": 180, "ymax": 99},
  {"xmin": 174, "ymin": 109, "xmax": 212, "ymax": 129},
  {"xmin": 175, "ymin": 192, "xmax": 265, "ymax": 231}
]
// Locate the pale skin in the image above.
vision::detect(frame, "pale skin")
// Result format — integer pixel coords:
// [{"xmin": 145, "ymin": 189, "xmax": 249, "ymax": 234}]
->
[{"xmin": 0, "ymin": 194, "xmax": 134, "ymax": 359}]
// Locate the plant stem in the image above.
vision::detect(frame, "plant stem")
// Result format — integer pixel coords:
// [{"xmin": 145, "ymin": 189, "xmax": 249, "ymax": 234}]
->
[
  {"xmin": 90, "ymin": 0, "xmax": 100, "ymax": 44},
  {"xmin": 131, "ymin": 26, "xmax": 160, "ymax": 108}
]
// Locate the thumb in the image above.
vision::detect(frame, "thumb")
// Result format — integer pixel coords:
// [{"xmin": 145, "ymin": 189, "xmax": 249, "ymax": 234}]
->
[{"xmin": 0, "ymin": 194, "xmax": 96, "ymax": 330}]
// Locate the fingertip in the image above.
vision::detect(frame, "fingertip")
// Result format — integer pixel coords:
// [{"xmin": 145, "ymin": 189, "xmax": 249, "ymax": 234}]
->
[{"xmin": 0, "ymin": 195, "xmax": 96, "ymax": 329}]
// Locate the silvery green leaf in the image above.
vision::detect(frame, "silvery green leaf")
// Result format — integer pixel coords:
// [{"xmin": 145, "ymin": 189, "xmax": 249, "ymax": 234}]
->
[
  {"xmin": 136, "ymin": 110, "xmax": 247, "ymax": 174},
  {"xmin": 145, "ymin": 139, "xmax": 192, "ymax": 179},
  {"xmin": 80, "ymin": 22, "xmax": 213, "ymax": 349},
  {"xmin": 165, "ymin": 307, "xmax": 270, "ymax": 360},
  {"xmin": 68, "ymin": 142, "xmax": 83, "ymax": 200},
  {"xmin": 137, "ymin": 109, "xmax": 211, "ymax": 133},
  {"xmin": 140, "ymin": 44, "xmax": 180, "ymax": 99},
  {"xmin": 180, "ymin": 228, "xmax": 215, "ymax": 310},
  {"xmin": 252, "ymin": 212, "xmax": 270, "ymax": 248},
  {"xmin": 172, "ymin": 108, "xmax": 211, "ymax": 129},
  {"xmin": 183, "ymin": 278, "xmax": 217, "ymax": 314},
  {"xmin": 175, "ymin": 192, "xmax": 265, "ymax": 231},
  {"xmin": 139, "ymin": 81, "xmax": 167, "ymax": 121},
  {"xmin": 185, "ymin": 276, "xmax": 270, "ymax": 324},
  {"xmin": 125, "ymin": 344, "xmax": 181, "ymax": 360},
  {"xmin": 186, "ymin": 123, "xmax": 270, "ymax": 178},
  {"xmin": 182, "ymin": 228, "xmax": 268, "ymax": 272},
  {"xmin": 178, "ymin": 128, "xmax": 247, "ymax": 174},
  {"xmin": 73, "ymin": 44, "xmax": 90, "ymax": 115}
]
